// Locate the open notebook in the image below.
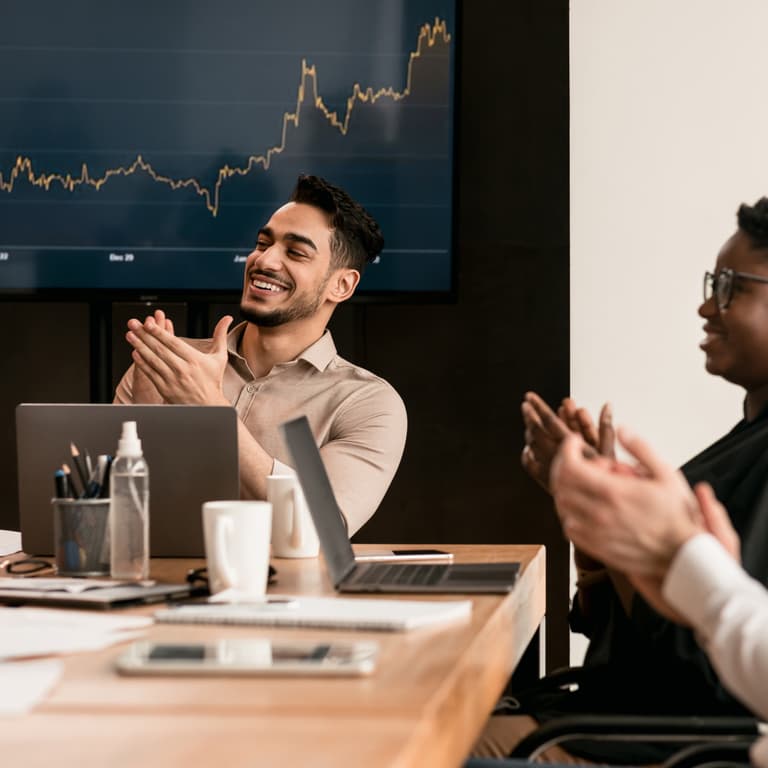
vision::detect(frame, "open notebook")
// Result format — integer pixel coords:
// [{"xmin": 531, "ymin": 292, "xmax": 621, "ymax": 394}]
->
[{"xmin": 154, "ymin": 595, "xmax": 472, "ymax": 632}]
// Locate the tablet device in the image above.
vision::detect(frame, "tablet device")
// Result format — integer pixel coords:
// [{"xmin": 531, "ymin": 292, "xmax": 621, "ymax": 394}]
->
[{"xmin": 115, "ymin": 638, "xmax": 378, "ymax": 676}]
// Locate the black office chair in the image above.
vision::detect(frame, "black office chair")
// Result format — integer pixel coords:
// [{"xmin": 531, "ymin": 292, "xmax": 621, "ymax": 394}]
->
[
  {"xmin": 506, "ymin": 713, "xmax": 759, "ymax": 766},
  {"xmin": 465, "ymin": 738, "xmax": 753, "ymax": 768},
  {"xmin": 663, "ymin": 741, "xmax": 753, "ymax": 768}
]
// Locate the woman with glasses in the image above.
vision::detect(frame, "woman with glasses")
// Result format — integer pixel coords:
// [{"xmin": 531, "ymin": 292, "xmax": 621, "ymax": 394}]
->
[{"xmin": 473, "ymin": 197, "xmax": 768, "ymax": 764}]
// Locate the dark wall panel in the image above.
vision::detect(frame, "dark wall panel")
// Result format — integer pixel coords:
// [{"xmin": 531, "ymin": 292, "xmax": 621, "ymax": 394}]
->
[
  {"xmin": 0, "ymin": 303, "xmax": 90, "ymax": 530},
  {"xmin": 352, "ymin": 0, "xmax": 570, "ymax": 667}
]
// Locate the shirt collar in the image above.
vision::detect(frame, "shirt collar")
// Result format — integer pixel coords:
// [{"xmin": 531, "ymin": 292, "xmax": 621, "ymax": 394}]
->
[
  {"xmin": 226, "ymin": 322, "xmax": 337, "ymax": 372},
  {"xmin": 226, "ymin": 322, "xmax": 247, "ymax": 359},
  {"xmin": 296, "ymin": 329, "xmax": 337, "ymax": 371}
]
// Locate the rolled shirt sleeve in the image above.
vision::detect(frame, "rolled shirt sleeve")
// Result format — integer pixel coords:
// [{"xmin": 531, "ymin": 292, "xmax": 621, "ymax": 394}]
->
[
  {"xmin": 113, "ymin": 324, "xmax": 407, "ymax": 537},
  {"xmin": 663, "ymin": 533, "xmax": 768, "ymax": 765}
]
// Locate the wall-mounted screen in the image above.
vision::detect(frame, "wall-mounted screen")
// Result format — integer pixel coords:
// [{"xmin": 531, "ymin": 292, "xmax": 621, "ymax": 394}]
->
[{"xmin": 0, "ymin": 0, "xmax": 457, "ymax": 298}]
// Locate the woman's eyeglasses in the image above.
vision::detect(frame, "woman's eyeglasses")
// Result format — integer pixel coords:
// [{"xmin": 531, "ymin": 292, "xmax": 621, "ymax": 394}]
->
[{"xmin": 703, "ymin": 268, "xmax": 768, "ymax": 310}]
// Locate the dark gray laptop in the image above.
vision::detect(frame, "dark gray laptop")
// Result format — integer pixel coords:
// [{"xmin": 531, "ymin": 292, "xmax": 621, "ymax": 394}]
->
[
  {"xmin": 0, "ymin": 577, "xmax": 196, "ymax": 610},
  {"xmin": 280, "ymin": 416, "xmax": 520, "ymax": 594},
  {"xmin": 16, "ymin": 404, "xmax": 240, "ymax": 557}
]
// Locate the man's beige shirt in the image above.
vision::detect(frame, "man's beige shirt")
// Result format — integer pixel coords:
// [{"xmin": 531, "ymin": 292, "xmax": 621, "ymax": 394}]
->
[{"xmin": 114, "ymin": 322, "xmax": 407, "ymax": 535}]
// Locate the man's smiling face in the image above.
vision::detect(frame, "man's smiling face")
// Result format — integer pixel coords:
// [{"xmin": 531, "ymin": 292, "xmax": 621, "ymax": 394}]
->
[{"xmin": 240, "ymin": 202, "xmax": 335, "ymax": 328}]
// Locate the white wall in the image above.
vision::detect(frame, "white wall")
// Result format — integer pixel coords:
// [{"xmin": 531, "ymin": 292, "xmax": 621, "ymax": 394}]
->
[{"xmin": 569, "ymin": 0, "xmax": 768, "ymax": 662}]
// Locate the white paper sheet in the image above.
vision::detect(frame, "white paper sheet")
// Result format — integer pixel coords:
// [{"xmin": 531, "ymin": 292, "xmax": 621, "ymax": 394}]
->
[
  {"xmin": 0, "ymin": 659, "xmax": 63, "ymax": 715},
  {"xmin": 0, "ymin": 530, "xmax": 21, "ymax": 556},
  {"xmin": 0, "ymin": 607, "xmax": 152, "ymax": 660}
]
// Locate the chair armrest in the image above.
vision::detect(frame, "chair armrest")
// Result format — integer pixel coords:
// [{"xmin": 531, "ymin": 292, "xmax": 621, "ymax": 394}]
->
[
  {"xmin": 663, "ymin": 740, "xmax": 753, "ymax": 768},
  {"xmin": 508, "ymin": 714, "xmax": 759, "ymax": 761}
]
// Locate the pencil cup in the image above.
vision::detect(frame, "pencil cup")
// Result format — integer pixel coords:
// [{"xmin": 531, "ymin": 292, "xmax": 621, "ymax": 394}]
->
[{"xmin": 52, "ymin": 498, "xmax": 111, "ymax": 576}]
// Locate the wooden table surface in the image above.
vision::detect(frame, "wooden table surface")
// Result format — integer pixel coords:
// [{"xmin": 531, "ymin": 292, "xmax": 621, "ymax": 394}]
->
[{"xmin": 0, "ymin": 544, "xmax": 545, "ymax": 768}]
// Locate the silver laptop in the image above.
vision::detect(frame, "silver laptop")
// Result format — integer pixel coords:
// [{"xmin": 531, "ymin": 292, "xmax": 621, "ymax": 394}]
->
[
  {"xmin": 16, "ymin": 404, "xmax": 239, "ymax": 557},
  {"xmin": 280, "ymin": 416, "xmax": 520, "ymax": 594},
  {"xmin": 0, "ymin": 578, "xmax": 195, "ymax": 610}
]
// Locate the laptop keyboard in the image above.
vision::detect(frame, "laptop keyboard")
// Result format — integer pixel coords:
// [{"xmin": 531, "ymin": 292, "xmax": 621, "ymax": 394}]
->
[{"xmin": 358, "ymin": 563, "xmax": 448, "ymax": 586}]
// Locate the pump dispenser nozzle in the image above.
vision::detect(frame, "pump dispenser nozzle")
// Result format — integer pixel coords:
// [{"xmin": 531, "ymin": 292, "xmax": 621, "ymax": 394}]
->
[{"xmin": 117, "ymin": 420, "xmax": 143, "ymax": 457}]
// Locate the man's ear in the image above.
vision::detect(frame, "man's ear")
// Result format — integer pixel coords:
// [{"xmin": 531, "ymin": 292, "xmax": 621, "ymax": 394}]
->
[{"xmin": 327, "ymin": 268, "xmax": 360, "ymax": 304}]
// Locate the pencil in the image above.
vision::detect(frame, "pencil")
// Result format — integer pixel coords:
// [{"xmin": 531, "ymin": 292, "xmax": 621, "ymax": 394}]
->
[
  {"xmin": 61, "ymin": 462, "xmax": 80, "ymax": 499},
  {"xmin": 70, "ymin": 442, "xmax": 89, "ymax": 491}
]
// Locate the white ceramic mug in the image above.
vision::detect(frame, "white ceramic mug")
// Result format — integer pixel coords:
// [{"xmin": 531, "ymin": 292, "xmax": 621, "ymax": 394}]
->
[
  {"xmin": 202, "ymin": 500, "xmax": 272, "ymax": 600},
  {"xmin": 267, "ymin": 475, "xmax": 320, "ymax": 558}
]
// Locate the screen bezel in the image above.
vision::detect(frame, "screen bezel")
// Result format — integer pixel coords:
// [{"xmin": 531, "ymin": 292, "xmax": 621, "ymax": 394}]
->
[{"xmin": 0, "ymin": 2, "xmax": 461, "ymax": 305}]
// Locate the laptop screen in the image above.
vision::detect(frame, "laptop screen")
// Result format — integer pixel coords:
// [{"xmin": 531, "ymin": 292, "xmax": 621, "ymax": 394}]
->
[
  {"xmin": 16, "ymin": 403, "xmax": 239, "ymax": 557},
  {"xmin": 280, "ymin": 416, "xmax": 357, "ymax": 586}
]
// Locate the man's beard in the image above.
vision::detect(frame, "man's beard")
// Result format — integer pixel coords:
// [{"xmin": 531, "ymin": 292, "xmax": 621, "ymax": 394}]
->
[{"xmin": 239, "ymin": 283, "xmax": 327, "ymax": 328}]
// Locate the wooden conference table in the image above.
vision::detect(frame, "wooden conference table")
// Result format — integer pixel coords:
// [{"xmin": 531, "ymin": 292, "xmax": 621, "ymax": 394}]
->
[{"xmin": 0, "ymin": 544, "xmax": 545, "ymax": 768}]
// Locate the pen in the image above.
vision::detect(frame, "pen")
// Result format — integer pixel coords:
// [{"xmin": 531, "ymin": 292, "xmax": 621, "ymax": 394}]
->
[
  {"xmin": 84, "ymin": 458, "xmax": 97, "ymax": 498},
  {"xmin": 169, "ymin": 597, "xmax": 299, "ymax": 608},
  {"xmin": 99, "ymin": 455, "xmax": 113, "ymax": 498},
  {"xmin": 54, "ymin": 468, "xmax": 67, "ymax": 499},
  {"xmin": 85, "ymin": 454, "xmax": 109, "ymax": 498},
  {"xmin": 70, "ymin": 442, "xmax": 89, "ymax": 492}
]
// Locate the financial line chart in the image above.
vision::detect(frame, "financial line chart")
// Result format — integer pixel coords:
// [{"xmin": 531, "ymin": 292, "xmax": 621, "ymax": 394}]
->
[
  {"xmin": 0, "ymin": 0, "xmax": 456, "ymax": 293},
  {"xmin": 1, "ymin": 20, "xmax": 450, "ymax": 217}
]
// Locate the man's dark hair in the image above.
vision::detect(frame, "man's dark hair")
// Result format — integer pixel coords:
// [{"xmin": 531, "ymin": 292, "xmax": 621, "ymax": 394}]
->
[
  {"xmin": 738, "ymin": 197, "xmax": 768, "ymax": 248},
  {"xmin": 290, "ymin": 174, "xmax": 384, "ymax": 273}
]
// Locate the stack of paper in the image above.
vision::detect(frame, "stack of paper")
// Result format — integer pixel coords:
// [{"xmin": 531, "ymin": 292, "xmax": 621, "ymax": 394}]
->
[
  {"xmin": 0, "ymin": 607, "xmax": 152, "ymax": 715},
  {"xmin": 0, "ymin": 607, "xmax": 152, "ymax": 659}
]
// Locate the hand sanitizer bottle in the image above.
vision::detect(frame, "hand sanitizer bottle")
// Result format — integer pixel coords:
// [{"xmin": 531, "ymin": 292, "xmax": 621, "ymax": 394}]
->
[{"xmin": 109, "ymin": 421, "xmax": 149, "ymax": 580}]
